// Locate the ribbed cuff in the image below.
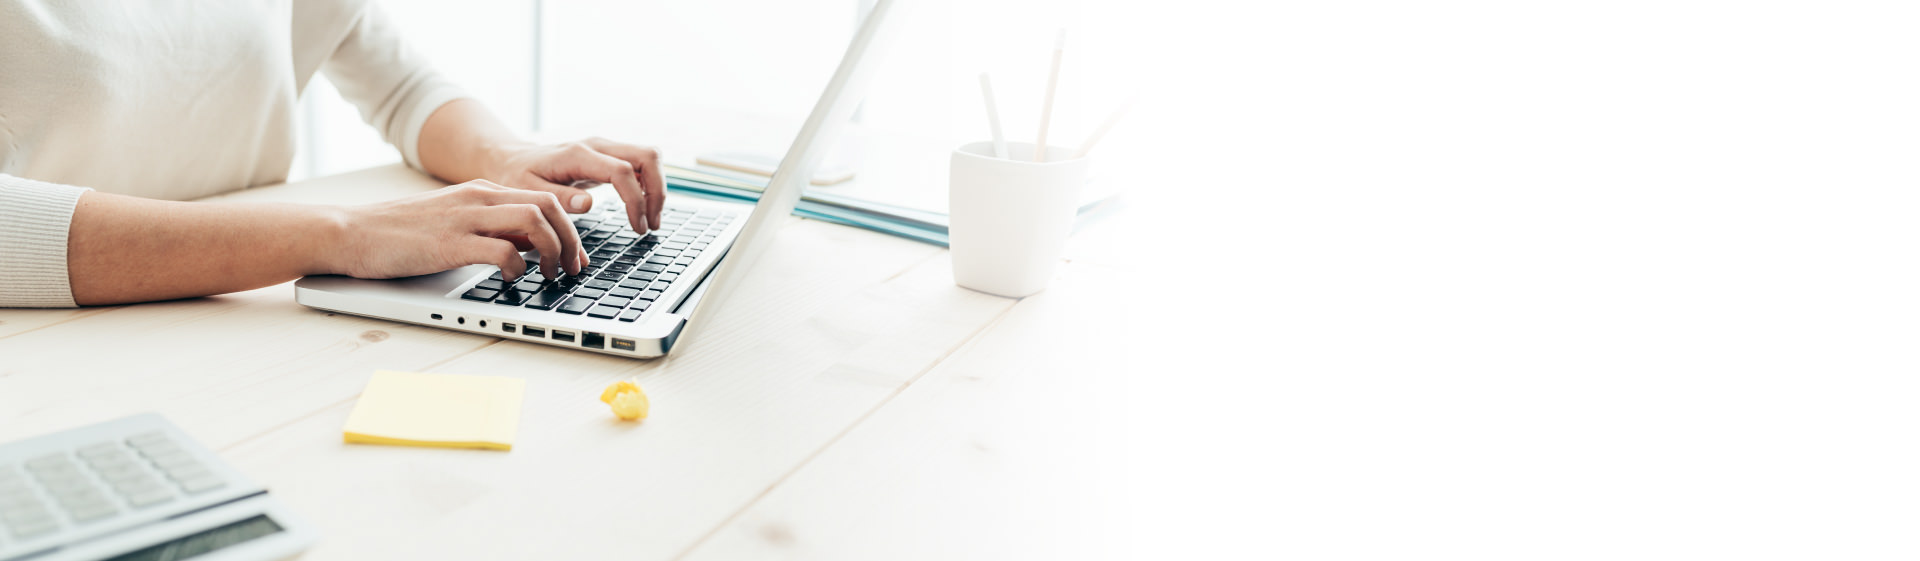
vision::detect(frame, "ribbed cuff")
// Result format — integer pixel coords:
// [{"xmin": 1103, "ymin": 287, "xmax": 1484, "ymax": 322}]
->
[
  {"xmin": 396, "ymin": 84, "xmax": 467, "ymax": 173},
  {"xmin": 0, "ymin": 175, "xmax": 89, "ymax": 308}
]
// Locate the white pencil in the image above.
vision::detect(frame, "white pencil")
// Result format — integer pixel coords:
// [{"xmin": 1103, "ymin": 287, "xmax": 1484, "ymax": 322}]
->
[
  {"xmin": 1073, "ymin": 98, "xmax": 1133, "ymax": 159},
  {"xmin": 1034, "ymin": 29, "xmax": 1066, "ymax": 162},
  {"xmin": 978, "ymin": 73, "xmax": 1009, "ymax": 159}
]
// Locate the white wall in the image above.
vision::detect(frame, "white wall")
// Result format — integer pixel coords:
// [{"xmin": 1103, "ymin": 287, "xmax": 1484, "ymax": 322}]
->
[{"xmin": 293, "ymin": 0, "xmax": 1145, "ymax": 183}]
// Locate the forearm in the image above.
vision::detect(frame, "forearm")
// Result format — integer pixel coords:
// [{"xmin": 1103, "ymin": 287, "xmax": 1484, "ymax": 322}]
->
[
  {"xmin": 67, "ymin": 191, "xmax": 345, "ymax": 305},
  {"xmin": 416, "ymin": 98, "xmax": 526, "ymax": 185}
]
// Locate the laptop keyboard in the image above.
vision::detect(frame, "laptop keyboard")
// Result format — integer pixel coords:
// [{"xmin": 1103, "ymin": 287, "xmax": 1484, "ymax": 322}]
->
[{"xmin": 455, "ymin": 205, "xmax": 738, "ymax": 322}]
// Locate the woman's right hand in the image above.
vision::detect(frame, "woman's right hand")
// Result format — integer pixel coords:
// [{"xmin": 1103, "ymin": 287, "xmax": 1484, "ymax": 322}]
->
[{"xmin": 321, "ymin": 180, "xmax": 589, "ymax": 282}]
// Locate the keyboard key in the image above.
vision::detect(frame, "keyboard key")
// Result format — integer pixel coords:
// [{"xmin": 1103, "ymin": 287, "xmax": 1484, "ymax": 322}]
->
[
  {"xmin": 629, "ymin": 271, "xmax": 659, "ymax": 282},
  {"xmin": 495, "ymin": 288, "xmax": 532, "ymax": 305},
  {"xmin": 657, "ymin": 273, "xmax": 679, "ymax": 283},
  {"xmin": 638, "ymin": 290, "xmax": 663, "ymax": 301},
  {"xmin": 638, "ymin": 263, "xmax": 667, "ymax": 273},
  {"xmin": 557, "ymin": 298, "xmax": 594, "ymax": 315},
  {"xmin": 609, "ymin": 287, "xmax": 640, "ymax": 299},
  {"xmin": 618, "ymin": 309, "xmax": 644, "ymax": 322},
  {"xmin": 673, "ymin": 256, "xmax": 696, "ymax": 265},
  {"xmin": 647, "ymin": 281, "xmax": 673, "ymax": 293},
  {"xmin": 586, "ymin": 305, "xmax": 622, "ymax": 319},
  {"xmin": 691, "ymin": 242, "xmax": 710, "ymax": 250},
  {"xmin": 573, "ymin": 288, "xmax": 607, "ymax": 300},
  {"xmin": 665, "ymin": 265, "xmax": 687, "ymax": 274},
  {"xmin": 614, "ymin": 255, "xmax": 641, "ymax": 265},
  {"xmin": 600, "ymin": 297, "xmax": 632, "ymax": 309},
  {"xmin": 595, "ymin": 270, "xmax": 626, "ymax": 281},
  {"xmin": 461, "ymin": 287, "xmax": 499, "ymax": 302},
  {"xmin": 585, "ymin": 279, "xmax": 616, "ymax": 290},
  {"xmin": 645, "ymin": 255, "xmax": 673, "ymax": 265},
  {"xmin": 521, "ymin": 272, "xmax": 546, "ymax": 284},
  {"xmin": 476, "ymin": 279, "xmax": 505, "ymax": 290},
  {"xmin": 525, "ymin": 286, "xmax": 569, "ymax": 310}
]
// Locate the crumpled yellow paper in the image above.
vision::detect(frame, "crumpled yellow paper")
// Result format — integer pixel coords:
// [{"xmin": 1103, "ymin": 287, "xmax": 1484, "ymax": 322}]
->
[{"xmin": 599, "ymin": 380, "xmax": 650, "ymax": 421}]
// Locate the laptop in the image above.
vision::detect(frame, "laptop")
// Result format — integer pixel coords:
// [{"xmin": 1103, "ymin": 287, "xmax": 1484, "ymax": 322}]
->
[{"xmin": 295, "ymin": 0, "xmax": 907, "ymax": 358}]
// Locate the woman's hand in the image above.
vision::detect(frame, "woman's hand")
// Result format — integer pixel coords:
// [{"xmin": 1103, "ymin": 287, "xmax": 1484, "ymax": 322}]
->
[
  {"xmin": 482, "ymin": 137, "xmax": 668, "ymax": 234},
  {"xmin": 323, "ymin": 180, "xmax": 588, "ymax": 282}
]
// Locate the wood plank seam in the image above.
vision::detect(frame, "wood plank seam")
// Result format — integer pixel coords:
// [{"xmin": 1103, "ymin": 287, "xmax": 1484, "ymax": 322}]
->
[
  {"xmin": 0, "ymin": 306, "xmax": 125, "ymax": 340},
  {"xmin": 666, "ymin": 298, "xmax": 1023, "ymax": 561}
]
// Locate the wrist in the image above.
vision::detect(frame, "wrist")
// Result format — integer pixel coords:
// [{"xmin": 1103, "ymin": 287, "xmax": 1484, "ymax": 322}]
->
[
  {"xmin": 301, "ymin": 204, "xmax": 354, "ymax": 276},
  {"xmin": 475, "ymin": 139, "xmax": 534, "ymax": 184}
]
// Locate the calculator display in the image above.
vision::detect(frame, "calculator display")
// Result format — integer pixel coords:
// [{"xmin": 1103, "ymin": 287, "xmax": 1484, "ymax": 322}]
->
[{"xmin": 104, "ymin": 515, "xmax": 284, "ymax": 561}]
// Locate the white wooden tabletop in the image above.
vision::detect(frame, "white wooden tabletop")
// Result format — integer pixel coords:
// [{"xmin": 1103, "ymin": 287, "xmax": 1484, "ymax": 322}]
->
[{"xmin": 0, "ymin": 163, "xmax": 1134, "ymax": 560}]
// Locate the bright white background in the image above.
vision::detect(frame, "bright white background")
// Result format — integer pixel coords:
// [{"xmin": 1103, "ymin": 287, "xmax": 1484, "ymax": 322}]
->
[{"xmin": 1148, "ymin": 1, "xmax": 1920, "ymax": 559}]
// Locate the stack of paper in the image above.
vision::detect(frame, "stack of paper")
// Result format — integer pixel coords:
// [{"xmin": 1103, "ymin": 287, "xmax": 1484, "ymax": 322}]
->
[
  {"xmin": 664, "ymin": 164, "xmax": 1124, "ymax": 248},
  {"xmin": 342, "ymin": 371, "xmax": 526, "ymax": 451}
]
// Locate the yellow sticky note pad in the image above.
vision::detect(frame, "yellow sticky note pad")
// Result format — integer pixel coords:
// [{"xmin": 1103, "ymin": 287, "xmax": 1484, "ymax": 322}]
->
[{"xmin": 343, "ymin": 370, "xmax": 525, "ymax": 451}]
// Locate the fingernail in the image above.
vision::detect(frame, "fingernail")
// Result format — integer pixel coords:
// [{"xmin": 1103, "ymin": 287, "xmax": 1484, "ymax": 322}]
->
[{"xmin": 570, "ymin": 194, "xmax": 590, "ymax": 212}]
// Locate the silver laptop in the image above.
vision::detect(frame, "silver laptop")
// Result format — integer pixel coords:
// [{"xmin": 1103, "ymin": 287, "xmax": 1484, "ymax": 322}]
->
[{"xmin": 296, "ymin": 0, "xmax": 907, "ymax": 358}]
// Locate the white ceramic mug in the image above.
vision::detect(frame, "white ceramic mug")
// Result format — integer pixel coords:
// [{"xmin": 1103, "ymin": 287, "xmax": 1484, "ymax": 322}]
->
[{"xmin": 948, "ymin": 141, "xmax": 1089, "ymax": 298}]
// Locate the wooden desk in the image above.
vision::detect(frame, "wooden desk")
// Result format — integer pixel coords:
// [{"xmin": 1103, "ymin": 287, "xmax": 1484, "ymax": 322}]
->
[{"xmin": 0, "ymin": 164, "xmax": 1133, "ymax": 559}]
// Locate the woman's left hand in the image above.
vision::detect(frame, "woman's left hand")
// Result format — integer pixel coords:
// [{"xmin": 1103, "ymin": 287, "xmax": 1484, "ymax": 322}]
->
[{"xmin": 483, "ymin": 137, "xmax": 667, "ymax": 233}]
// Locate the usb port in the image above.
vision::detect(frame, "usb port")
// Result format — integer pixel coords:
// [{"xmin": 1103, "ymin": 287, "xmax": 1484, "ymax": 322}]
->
[
  {"xmin": 502, "ymin": 322, "xmax": 517, "ymax": 334},
  {"xmin": 611, "ymin": 338, "xmax": 636, "ymax": 352},
  {"xmin": 581, "ymin": 332, "xmax": 605, "ymax": 349},
  {"xmin": 523, "ymin": 326, "xmax": 546, "ymax": 338},
  {"xmin": 551, "ymin": 330, "xmax": 576, "ymax": 343}
]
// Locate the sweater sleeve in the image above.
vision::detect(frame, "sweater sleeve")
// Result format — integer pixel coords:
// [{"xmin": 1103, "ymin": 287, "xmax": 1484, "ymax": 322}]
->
[
  {"xmin": 317, "ymin": 1, "xmax": 467, "ymax": 173},
  {"xmin": 0, "ymin": 175, "xmax": 88, "ymax": 308}
]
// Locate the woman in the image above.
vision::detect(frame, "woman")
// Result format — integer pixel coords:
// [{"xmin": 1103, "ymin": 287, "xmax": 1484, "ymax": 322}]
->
[{"xmin": 0, "ymin": 0, "xmax": 646, "ymax": 308}]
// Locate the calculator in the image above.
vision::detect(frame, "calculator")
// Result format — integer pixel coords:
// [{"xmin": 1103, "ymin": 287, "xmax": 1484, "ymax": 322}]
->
[{"xmin": 0, "ymin": 414, "xmax": 315, "ymax": 561}]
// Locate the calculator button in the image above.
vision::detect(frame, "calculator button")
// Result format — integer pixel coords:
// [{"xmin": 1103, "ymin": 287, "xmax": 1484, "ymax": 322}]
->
[
  {"xmin": 23, "ymin": 455, "xmax": 73, "ymax": 473},
  {"xmin": 126, "ymin": 432, "xmax": 170, "ymax": 448},
  {"xmin": 126, "ymin": 488, "xmax": 174, "ymax": 508},
  {"xmin": 177, "ymin": 475, "xmax": 226, "ymax": 495},
  {"xmin": 76, "ymin": 443, "xmax": 121, "ymax": 459},
  {"xmin": 66, "ymin": 500, "xmax": 118, "ymax": 523}
]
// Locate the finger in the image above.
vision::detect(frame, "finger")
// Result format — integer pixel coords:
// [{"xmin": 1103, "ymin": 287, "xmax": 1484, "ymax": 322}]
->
[
  {"xmin": 470, "ymin": 203, "xmax": 567, "ymax": 280},
  {"xmin": 583, "ymin": 139, "xmax": 667, "ymax": 231},
  {"xmin": 494, "ymin": 175, "xmax": 596, "ymax": 214},
  {"xmin": 474, "ymin": 188, "xmax": 587, "ymax": 275},
  {"xmin": 552, "ymin": 142, "xmax": 648, "ymax": 232},
  {"xmin": 497, "ymin": 233, "xmax": 536, "ymax": 252},
  {"xmin": 461, "ymin": 237, "xmax": 528, "ymax": 283}
]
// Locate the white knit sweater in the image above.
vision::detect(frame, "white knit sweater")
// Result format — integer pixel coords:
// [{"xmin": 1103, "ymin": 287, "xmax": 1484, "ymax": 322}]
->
[{"xmin": 0, "ymin": 0, "xmax": 465, "ymax": 307}]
